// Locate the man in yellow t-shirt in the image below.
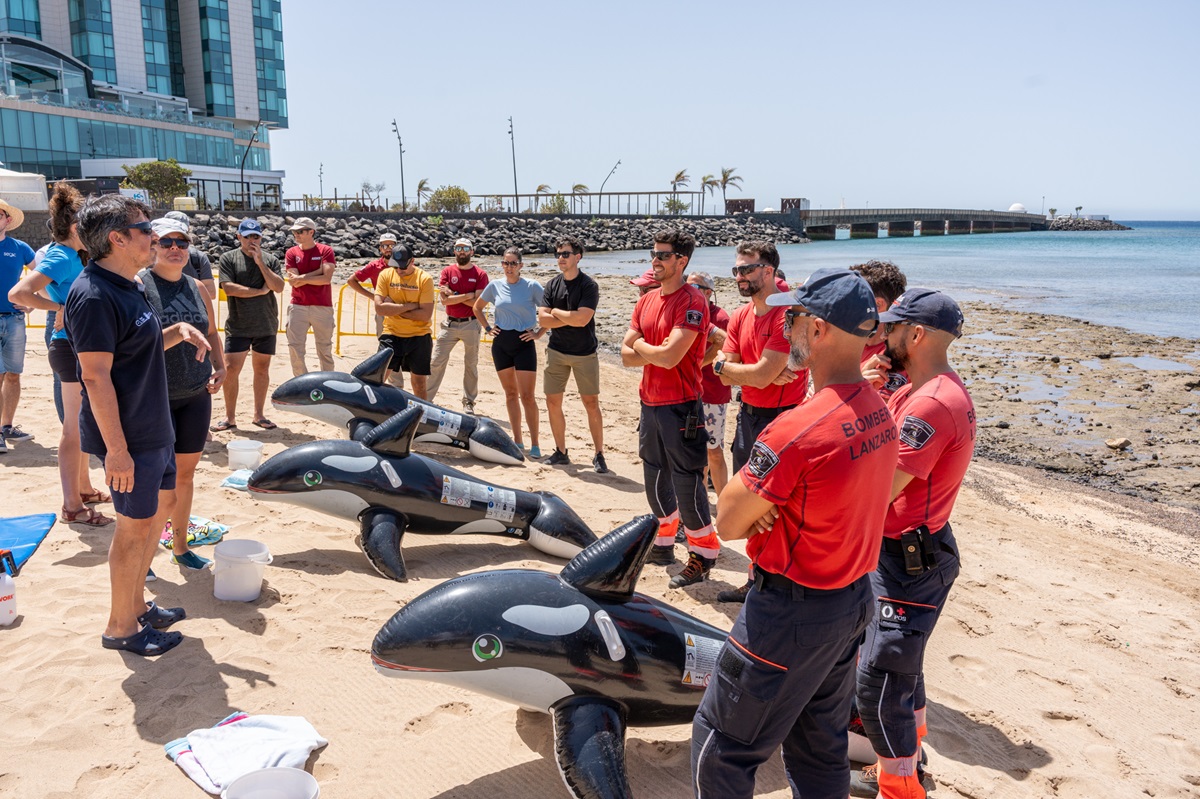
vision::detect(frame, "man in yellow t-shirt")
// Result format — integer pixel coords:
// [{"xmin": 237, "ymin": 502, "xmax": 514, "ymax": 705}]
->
[{"xmin": 373, "ymin": 244, "xmax": 435, "ymax": 398}]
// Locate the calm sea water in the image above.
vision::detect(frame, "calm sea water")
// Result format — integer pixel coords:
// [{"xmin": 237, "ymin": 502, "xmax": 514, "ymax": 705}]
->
[{"xmin": 583, "ymin": 221, "xmax": 1199, "ymax": 341}]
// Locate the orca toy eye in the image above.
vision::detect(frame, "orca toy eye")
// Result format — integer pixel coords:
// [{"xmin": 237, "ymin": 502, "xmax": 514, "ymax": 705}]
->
[
  {"xmin": 472, "ymin": 634, "xmax": 503, "ymax": 662},
  {"xmin": 303, "ymin": 470, "xmax": 322, "ymax": 487},
  {"xmin": 310, "ymin": 389, "xmax": 324, "ymax": 401}
]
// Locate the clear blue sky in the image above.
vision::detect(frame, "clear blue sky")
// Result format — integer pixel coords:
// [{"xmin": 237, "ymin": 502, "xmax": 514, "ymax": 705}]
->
[{"xmin": 270, "ymin": 0, "xmax": 1199, "ymax": 220}]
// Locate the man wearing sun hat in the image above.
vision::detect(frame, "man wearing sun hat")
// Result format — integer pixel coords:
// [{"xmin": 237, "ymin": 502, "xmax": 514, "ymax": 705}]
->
[
  {"xmin": 692, "ymin": 267, "xmax": 898, "ymax": 799},
  {"xmin": 426, "ymin": 237, "xmax": 488, "ymax": 413},
  {"xmin": 348, "ymin": 231, "xmax": 400, "ymax": 342},
  {"xmin": 283, "ymin": 216, "xmax": 337, "ymax": 376},
  {"xmin": 850, "ymin": 288, "xmax": 974, "ymax": 799},
  {"xmin": 0, "ymin": 199, "xmax": 37, "ymax": 450}
]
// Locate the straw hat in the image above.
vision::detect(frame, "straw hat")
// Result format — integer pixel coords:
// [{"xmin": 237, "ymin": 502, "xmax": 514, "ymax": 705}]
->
[{"xmin": 0, "ymin": 199, "xmax": 25, "ymax": 231}]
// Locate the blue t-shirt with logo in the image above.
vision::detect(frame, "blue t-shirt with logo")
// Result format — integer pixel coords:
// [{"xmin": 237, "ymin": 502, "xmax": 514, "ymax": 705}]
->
[
  {"xmin": 65, "ymin": 263, "xmax": 173, "ymax": 456},
  {"xmin": 35, "ymin": 244, "xmax": 85, "ymax": 340},
  {"xmin": 0, "ymin": 236, "xmax": 36, "ymax": 313},
  {"xmin": 479, "ymin": 277, "xmax": 544, "ymax": 331}
]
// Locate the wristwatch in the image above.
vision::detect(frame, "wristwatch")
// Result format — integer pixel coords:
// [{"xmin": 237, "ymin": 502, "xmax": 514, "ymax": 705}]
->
[{"xmin": 712, "ymin": 359, "xmax": 725, "ymax": 375}]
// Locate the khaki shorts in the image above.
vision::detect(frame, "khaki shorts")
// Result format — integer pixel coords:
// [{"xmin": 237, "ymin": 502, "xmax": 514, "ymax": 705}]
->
[{"xmin": 544, "ymin": 348, "xmax": 600, "ymax": 396}]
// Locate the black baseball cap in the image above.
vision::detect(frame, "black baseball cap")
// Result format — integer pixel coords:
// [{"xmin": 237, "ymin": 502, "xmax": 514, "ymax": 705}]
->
[
  {"xmin": 388, "ymin": 244, "xmax": 415, "ymax": 266},
  {"xmin": 765, "ymin": 267, "xmax": 878, "ymax": 337},
  {"xmin": 878, "ymin": 288, "xmax": 964, "ymax": 338}
]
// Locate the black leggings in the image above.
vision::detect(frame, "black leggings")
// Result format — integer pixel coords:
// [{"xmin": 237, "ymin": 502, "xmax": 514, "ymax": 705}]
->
[{"xmin": 491, "ymin": 328, "xmax": 537, "ymax": 372}]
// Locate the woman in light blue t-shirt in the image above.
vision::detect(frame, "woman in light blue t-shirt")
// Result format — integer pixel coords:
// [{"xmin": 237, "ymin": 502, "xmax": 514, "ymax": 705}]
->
[{"xmin": 473, "ymin": 247, "xmax": 545, "ymax": 457}]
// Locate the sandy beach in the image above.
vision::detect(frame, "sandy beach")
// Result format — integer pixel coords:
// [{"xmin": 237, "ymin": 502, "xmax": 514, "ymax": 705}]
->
[{"xmin": 1, "ymin": 268, "xmax": 1198, "ymax": 798}]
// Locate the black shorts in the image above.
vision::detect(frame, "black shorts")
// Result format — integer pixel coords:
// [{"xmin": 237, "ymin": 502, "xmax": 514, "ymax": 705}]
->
[
  {"xmin": 379, "ymin": 334, "xmax": 432, "ymax": 375},
  {"xmin": 170, "ymin": 391, "xmax": 212, "ymax": 454},
  {"xmin": 491, "ymin": 329, "xmax": 538, "ymax": 372},
  {"xmin": 48, "ymin": 338, "xmax": 82, "ymax": 383},
  {"xmin": 225, "ymin": 333, "xmax": 277, "ymax": 355}
]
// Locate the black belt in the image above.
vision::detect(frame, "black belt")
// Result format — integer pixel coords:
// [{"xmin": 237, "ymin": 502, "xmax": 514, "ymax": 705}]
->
[
  {"xmin": 753, "ymin": 566, "xmax": 867, "ymax": 598},
  {"xmin": 882, "ymin": 531, "xmax": 957, "ymax": 558},
  {"xmin": 741, "ymin": 402, "xmax": 797, "ymax": 420},
  {"xmin": 445, "ymin": 317, "xmax": 476, "ymax": 324}
]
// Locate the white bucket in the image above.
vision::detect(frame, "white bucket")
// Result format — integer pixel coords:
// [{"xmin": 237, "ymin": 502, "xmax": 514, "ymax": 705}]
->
[
  {"xmin": 227, "ymin": 440, "xmax": 265, "ymax": 471},
  {"xmin": 222, "ymin": 767, "xmax": 319, "ymax": 799},
  {"xmin": 213, "ymin": 539, "xmax": 273, "ymax": 601}
]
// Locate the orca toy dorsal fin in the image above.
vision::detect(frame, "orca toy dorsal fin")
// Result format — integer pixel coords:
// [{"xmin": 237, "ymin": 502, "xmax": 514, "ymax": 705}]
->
[
  {"xmin": 351, "ymin": 349, "xmax": 393, "ymax": 385},
  {"xmin": 361, "ymin": 406, "xmax": 423, "ymax": 457},
  {"xmin": 559, "ymin": 515, "xmax": 657, "ymax": 600}
]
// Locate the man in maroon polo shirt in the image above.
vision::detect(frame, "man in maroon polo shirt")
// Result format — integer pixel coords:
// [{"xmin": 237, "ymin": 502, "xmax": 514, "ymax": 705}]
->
[
  {"xmin": 427, "ymin": 237, "xmax": 488, "ymax": 413},
  {"xmin": 283, "ymin": 216, "xmax": 336, "ymax": 376}
]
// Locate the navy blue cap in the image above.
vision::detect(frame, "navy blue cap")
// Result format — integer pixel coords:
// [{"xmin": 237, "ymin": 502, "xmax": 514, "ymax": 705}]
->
[
  {"xmin": 765, "ymin": 267, "xmax": 879, "ymax": 337},
  {"xmin": 388, "ymin": 244, "xmax": 415, "ymax": 267},
  {"xmin": 237, "ymin": 218, "xmax": 263, "ymax": 235},
  {"xmin": 878, "ymin": 288, "xmax": 964, "ymax": 338}
]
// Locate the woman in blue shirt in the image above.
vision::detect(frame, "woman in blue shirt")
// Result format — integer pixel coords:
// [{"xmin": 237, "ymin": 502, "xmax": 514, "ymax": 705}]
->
[
  {"xmin": 473, "ymin": 247, "xmax": 545, "ymax": 457},
  {"xmin": 8, "ymin": 182, "xmax": 112, "ymax": 526}
]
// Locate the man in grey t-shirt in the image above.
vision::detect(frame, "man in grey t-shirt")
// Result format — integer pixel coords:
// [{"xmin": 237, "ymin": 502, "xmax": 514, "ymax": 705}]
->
[{"xmin": 214, "ymin": 219, "xmax": 284, "ymax": 431}]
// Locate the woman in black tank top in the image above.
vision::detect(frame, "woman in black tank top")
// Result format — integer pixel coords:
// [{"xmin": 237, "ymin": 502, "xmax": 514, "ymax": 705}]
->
[{"xmin": 140, "ymin": 218, "xmax": 226, "ymax": 571}]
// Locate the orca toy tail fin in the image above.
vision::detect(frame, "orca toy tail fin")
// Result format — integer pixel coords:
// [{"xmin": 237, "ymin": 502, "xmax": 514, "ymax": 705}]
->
[
  {"xmin": 361, "ymin": 406, "xmax": 423, "ymax": 458},
  {"xmin": 559, "ymin": 515, "xmax": 656, "ymax": 600},
  {"xmin": 351, "ymin": 348, "xmax": 393, "ymax": 385}
]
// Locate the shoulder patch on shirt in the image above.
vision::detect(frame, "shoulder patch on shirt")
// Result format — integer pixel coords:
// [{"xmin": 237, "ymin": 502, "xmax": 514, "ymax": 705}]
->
[
  {"xmin": 746, "ymin": 441, "xmax": 779, "ymax": 479},
  {"xmin": 899, "ymin": 416, "xmax": 936, "ymax": 449},
  {"xmin": 884, "ymin": 372, "xmax": 909, "ymax": 393},
  {"xmin": 685, "ymin": 309, "xmax": 703, "ymax": 327}
]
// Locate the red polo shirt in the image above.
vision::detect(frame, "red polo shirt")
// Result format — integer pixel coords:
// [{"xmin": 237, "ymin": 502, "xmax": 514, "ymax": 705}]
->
[
  {"xmin": 286, "ymin": 242, "xmax": 335, "ymax": 306},
  {"xmin": 439, "ymin": 264, "xmax": 489, "ymax": 318},
  {"xmin": 700, "ymin": 302, "xmax": 732, "ymax": 405},
  {"xmin": 630, "ymin": 284, "xmax": 709, "ymax": 406},
  {"xmin": 722, "ymin": 302, "xmax": 807, "ymax": 409}
]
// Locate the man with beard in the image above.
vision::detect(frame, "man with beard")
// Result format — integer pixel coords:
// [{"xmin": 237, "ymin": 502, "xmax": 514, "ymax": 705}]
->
[
  {"xmin": 691, "ymin": 268, "xmax": 895, "ymax": 798},
  {"xmin": 622, "ymin": 228, "xmax": 718, "ymax": 588},
  {"xmin": 850, "ymin": 289, "xmax": 975, "ymax": 799},
  {"xmin": 427, "ymin": 237, "xmax": 488, "ymax": 413},
  {"xmin": 710, "ymin": 241, "xmax": 807, "ymax": 602},
  {"xmin": 349, "ymin": 232, "xmax": 399, "ymax": 346},
  {"xmin": 851, "ymin": 260, "xmax": 909, "ymax": 401},
  {"xmin": 374, "ymin": 244, "xmax": 435, "ymax": 398}
]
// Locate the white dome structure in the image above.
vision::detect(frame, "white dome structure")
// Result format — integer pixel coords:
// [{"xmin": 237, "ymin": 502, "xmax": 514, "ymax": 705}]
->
[{"xmin": 1007, "ymin": 202, "xmax": 1027, "ymax": 213}]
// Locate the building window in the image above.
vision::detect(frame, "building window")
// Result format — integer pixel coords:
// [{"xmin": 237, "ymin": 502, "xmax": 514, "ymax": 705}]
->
[
  {"xmin": 68, "ymin": 0, "xmax": 117, "ymax": 84},
  {"xmin": 141, "ymin": 0, "xmax": 185, "ymax": 98},
  {"xmin": 251, "ymin": 0, "xmax": 286, "ymax": 128},
  {"xmin": 197, "ymin": 0, "xmax": 234, "ymax": 118},
  {"xmin": 2, "ymin": 0, "xmax": 43, "ymax": 39}
]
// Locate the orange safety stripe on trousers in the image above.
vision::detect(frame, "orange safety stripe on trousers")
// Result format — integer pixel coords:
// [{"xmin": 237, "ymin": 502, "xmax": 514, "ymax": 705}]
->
[{"xmin": 728, "ymin": 636, "xmax": 789, "ymax": 672}]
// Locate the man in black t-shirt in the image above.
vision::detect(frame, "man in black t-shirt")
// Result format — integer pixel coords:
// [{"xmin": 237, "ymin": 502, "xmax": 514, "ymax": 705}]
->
[
  {"xmin": 536, "ymin": 236, "xmax": 608, "ymax": 473},
  {"xmin": 69, "ymin": 195, "xmax": 209, "ymax": 658}
]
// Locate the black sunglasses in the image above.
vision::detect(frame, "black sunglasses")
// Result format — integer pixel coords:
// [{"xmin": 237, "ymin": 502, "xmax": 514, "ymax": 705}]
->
[
  {"xmin": 782, "ymin": 309, "xmax": 819, "ymax": 333},
  {"xmin": 731, "ymin": 263, "xmax": 769, "ymax": 277},
  {"xmin": 124, "ymin": 221, "xmax": 154, "ymax": 234},
  {"xmin": 158, "ymin": 237, "xmax": 189, "ymax": 250},
  {"xmin": 650, "ymin": 250, "xmax": 678, "ymax": 261},
  {"xmin": 555, "ymin": 251, "xmax": 577, "ymax": 259},
  {"xmin": 500, "ymin": 260, "xmax": 521, "ymax": 267}
]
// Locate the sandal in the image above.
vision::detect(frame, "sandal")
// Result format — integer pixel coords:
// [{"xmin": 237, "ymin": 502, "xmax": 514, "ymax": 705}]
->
[
  {"xmin": 61, "ymin": 505, "xmax": 114, "ymax": 526},
  {"xmin": 80, "ymin": 489, "xmax": 111, "ymax": 504},
  {"xmin": 252, "ymin": 418, "xmax": 277, "ymax": 430},
  {"xmin": 101, "ymin": 624, "xmax": 183, "ymax": 656},
  {"xmin": 210, "ymin": 419, "xmax": 237, "ymax": 432},
  {"xmin": 138, "ymin": 601, "xmax": 186, "ymax": 630}
]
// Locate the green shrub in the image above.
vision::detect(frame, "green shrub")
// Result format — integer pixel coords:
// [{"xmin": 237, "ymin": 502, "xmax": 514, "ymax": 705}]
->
[
  {"xmin": 540, "ymin": 193, "xmax": 569, "ymax": 214},
  {"xmin": 663, "ymin": 197, "xmax": 691, "ymax": 215},
  {"xmin": 425, "ymin": 186, "xmax": 471, "ymax": 213},
  {"xmin": 425, "ymin": 215, "xmax": 444, "ymax": 227}
]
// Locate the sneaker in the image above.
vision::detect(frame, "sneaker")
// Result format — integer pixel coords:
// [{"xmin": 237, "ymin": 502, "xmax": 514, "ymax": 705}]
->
[
  {"xmin": 848, "ymin": 759, "xmax": 932, "ymax": 798},
  {"xmin": 647, "ymin": 544, "xmax": 676, "ymax": 566},
  {"xmin": 145, "ymin": 568, "xmax": 157, "ymax": 582},
  {"xmin": 592, "ymin": 452, "xmax": 609, "ymax": 474},
  {"xmin": 172, "ymin": 551, "xmax": 212, "ymax": 570},
  {"xmin": 0, "ymin": 425, "xmax": 33, "ymax": 442},
  {"xmin": 529, "ymin": 445, "xmax": 542, "ymax": 459},
  {"xmin": 669, "ymin": 552, "xmax": 716, "ymax": 589},
  {"xmin": 546, "ymin": 448, "xmax": 570, "ymax": 466},
  {"xmin": 463, "ymin": 400, "xmax": 476, "ymax": 415},
  {"xmin": 717, "ymin": 580, "xmax": 753, "ymax": 603},
  {"xmin": 0, "ymin": 437, "xmax": 7, "ymax": 454}
]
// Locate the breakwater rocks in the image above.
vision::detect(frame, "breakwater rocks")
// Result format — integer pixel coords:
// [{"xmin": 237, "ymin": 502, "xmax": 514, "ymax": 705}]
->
[
  {"xmin": 1049, "ymin": 217, "xmax": 1132, "ymax": 231},
  {"xmin": 183, "ymin": 212, "xmax": 809, "ymax": 260}
]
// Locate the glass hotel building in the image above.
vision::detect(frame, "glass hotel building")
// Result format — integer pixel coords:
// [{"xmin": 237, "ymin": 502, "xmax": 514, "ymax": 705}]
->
[{"xmin": 0, "ymin": 0, "xmax": 286, "ymax": 209}]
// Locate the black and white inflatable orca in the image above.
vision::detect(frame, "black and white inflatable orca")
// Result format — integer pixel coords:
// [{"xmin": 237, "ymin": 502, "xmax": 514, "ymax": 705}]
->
[
  {"xmin": 247, "ymin": 406, "xmax": 597, "ymax": 581},
  {"xmin": 371, "ymin": 515, "xmax": 731, "ymax": 799},
  {"xmin": 270, "ymin": 349, "xmax": 525, "ymax": 465}
]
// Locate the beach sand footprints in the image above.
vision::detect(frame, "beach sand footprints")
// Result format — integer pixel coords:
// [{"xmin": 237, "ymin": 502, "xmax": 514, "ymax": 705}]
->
[
  {"xmin": 927, "ymin": 699, "xmax": 1052, "ymax": 781},
  {"xmin": 404, "ymin": 701, "xmax": 473, "ymax": 735}
]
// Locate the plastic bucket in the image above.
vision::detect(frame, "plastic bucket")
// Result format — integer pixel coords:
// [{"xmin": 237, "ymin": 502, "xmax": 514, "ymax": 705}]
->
[
  {"xmin": 221, "ymin": 767, "xmax": 319, "ymax": 799},
  {"xmin": 213, "ymin": 539, "xmax": 273, "ymax": 601},
  {"xmin": 227, "ymin": 440, "xmax": 264, "ymax": 471}
]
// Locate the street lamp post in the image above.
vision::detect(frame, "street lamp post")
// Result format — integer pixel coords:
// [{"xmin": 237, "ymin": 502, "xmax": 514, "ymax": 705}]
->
[
  {"xmin": 598, "ymin": 159, "xmax": 620, "ymax": 215},
  {"xmin": 318, "ymin": 163, "xmax": 324, "ymax": 199},
  {"xmin": 391, "ymin": 119, "xmax": 406, "ymax": 211},
  {"xmin": 238, "ymin": 119, "xmax": 264, "ymax": 211},
  {"xmin": 508, "ymin": 117, "xmax": 519, "ymax": 213}
]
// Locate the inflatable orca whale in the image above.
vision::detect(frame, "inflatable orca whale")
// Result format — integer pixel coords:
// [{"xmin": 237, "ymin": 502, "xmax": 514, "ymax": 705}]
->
[
  {"xmin": 247, "ymin": 407, "xmax": 597, "ymax": 581},
  {"xmin": 372, "ymin": 515, "xmax": 732, "ymax": 799},
  {"xmin": 270, "ymin": 349, "xmax": 524, "ymax": 465}
]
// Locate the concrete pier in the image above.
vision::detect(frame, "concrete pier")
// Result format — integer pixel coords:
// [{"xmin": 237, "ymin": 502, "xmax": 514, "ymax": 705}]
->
[
  {"xmin": 887, "ymin": 221, "xmax": 914, "ymax": 237},
  {"xmin": 850, "ymin": 223, "xmax": 879, "ymax": 239},
  {"xmin": 947, "ymin": 220, "xmax": 971, "ymax": 235},
  {"xmin": 919, "ymin": 220, "xmax": 945, "ymax": 236},
  {"xmin": 806, "ymin": 225, "xmax": 836, "ymax": 240},
  {"xmin": 971, "ymin": 220, "xmax": 994, "ymax": 234}
]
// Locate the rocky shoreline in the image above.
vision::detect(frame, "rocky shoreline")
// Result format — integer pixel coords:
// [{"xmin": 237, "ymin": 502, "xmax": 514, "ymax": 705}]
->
[
  {"xmin": 1048, "ymin": 217, "xmax": 1133, "ymax": 231},
  {"xmin": 183, "ymin": 212, "xmax": 809, "ymax": 260}
]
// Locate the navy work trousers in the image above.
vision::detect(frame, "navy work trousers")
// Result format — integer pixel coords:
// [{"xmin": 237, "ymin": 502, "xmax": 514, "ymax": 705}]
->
[{"xmin": 692, "ymin": 571, "xmax": 872, "ymax": 799}]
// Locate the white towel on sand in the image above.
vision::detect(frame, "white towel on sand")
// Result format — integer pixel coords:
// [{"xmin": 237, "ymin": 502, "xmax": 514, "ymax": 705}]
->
[{"xmin": 166, "ymin": 713, "xmax": 327, "ymax": 794}]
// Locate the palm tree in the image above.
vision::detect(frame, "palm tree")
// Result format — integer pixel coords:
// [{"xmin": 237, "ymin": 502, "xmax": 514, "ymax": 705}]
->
[
  {"xmin": 571, "ymin": 183, "xmax": 588, "ymax": 214},
  {"xmin": 718, "ymin": 167, "xmax": 743, "ymax": 213},
  {"xmin": 1075, "ymin": 205, "xmax": 1083, "ymax": 217},
  {"xmin": 535, "ymin": 183, "xmax": 551, "ymax": 212},
  {"xmin": 415, "ymin": 178, "xmax": 431, "ymax": 211},
  {"xmin": 1048, "ymin": 207, "xmax": 1057, "ymax": 218},
  {"xmin": 700, "ymin": 174, "xmax": 719, "ymax": 215}
]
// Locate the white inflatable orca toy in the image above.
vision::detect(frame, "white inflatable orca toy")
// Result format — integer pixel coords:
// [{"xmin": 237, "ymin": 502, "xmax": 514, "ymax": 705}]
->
[
  {"xmin": 247, "ymin": 406, "xmax": 597, "ymax": 581},
  {"xmin": 270, "ymin": 349, "xmax": 525, "ymax": 465},
  {"xmin": 372, "ymin": 515, "xmax": 731, "ymax": 799}
]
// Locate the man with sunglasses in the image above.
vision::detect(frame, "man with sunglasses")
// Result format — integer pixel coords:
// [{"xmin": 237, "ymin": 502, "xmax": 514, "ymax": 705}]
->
[
  {"xmin": 283, "ymin": 216, "xmax": 336, "ymax": 377},
  {"xmin": 692, "ymin": 267, "xmax": 896, "ymax": 799},
  {"xmin": 622, "ymin": 228, "xmax": 719, "ymax": 588},
  {"xmin": 214, "ymin": 219, "xmax": 285, "ymax": 431},
  {"xmin": 538, "ymin": 236, "xmax": 606, "ymax": 471},
  {"xmin": 0, "ymin": 199, "xmax": 37, "ymax": 451},
  {"xmin": 850, "ymin": 289, "xmax": 974, "ymax": 799},
  {"xmin": 426, "ymin": 237, "xmax": 488, "ymax": 413}
]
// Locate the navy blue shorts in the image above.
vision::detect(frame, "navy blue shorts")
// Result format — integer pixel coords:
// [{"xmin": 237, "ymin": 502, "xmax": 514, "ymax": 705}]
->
[{"xmin": 105, "ymin": 445, "xmax": 177, "ymax": 520}]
